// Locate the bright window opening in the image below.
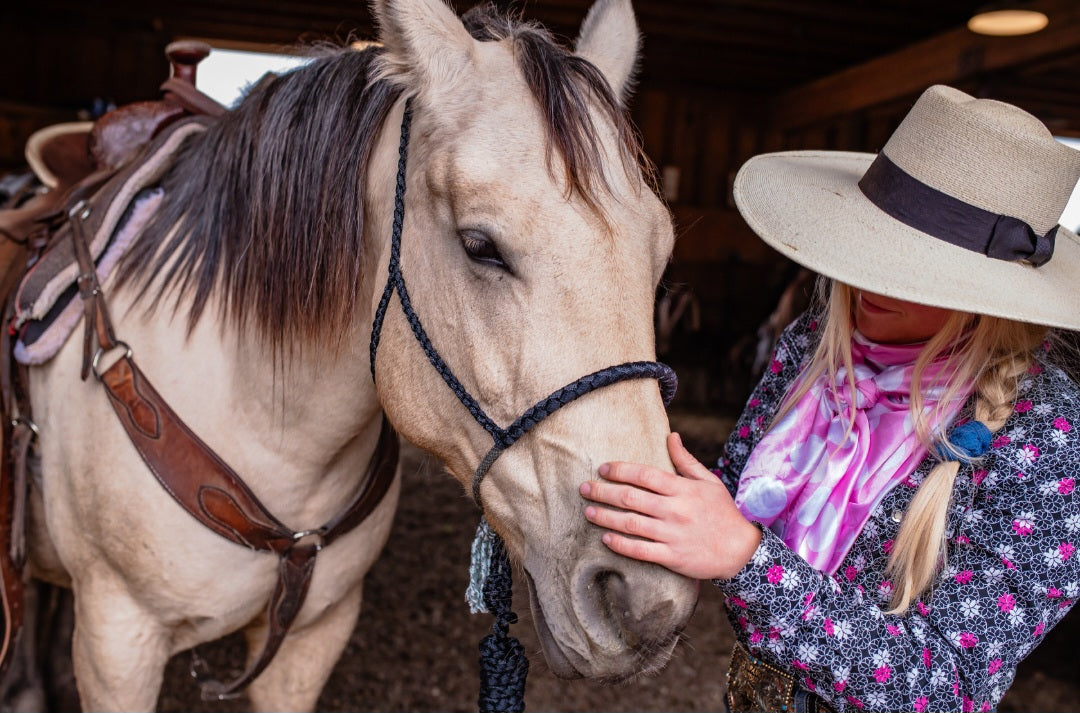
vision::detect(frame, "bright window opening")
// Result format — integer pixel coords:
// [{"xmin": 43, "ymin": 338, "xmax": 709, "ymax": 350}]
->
[{"xmin": 195, "ymin": 47, "xmax": 310, "ymax": 108}]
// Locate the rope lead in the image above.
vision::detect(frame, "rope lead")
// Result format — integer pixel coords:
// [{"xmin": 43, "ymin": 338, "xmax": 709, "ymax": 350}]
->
[{"xmin": 477, "ymin": 530, "xmax": 528, "ymax": 713}]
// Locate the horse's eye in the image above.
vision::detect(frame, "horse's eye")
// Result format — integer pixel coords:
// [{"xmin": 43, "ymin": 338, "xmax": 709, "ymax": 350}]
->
[{"xmin": 460, "ymin": 229, "xmax": 508, "ymax": 270}]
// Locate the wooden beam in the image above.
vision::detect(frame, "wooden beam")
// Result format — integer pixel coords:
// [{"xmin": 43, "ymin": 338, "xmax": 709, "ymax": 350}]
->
[{"xmin": 771, "ymin": 0, "xmax": 1080, "ymax": 130}]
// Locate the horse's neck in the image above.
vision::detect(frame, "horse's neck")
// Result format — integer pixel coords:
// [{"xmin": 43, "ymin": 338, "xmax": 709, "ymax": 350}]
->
[{"xmin": 107, "ymin": 283, "xmax": 383, "ymax": 520}]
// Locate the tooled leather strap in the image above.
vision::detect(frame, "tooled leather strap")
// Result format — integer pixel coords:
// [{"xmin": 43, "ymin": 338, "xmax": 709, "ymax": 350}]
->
[{"xmin": 68, "ymin": 207, "xmax": 399, "ymax": 699}]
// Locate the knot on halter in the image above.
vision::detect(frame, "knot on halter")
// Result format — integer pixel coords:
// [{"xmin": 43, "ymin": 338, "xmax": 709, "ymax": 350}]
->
[
  {"xmin": 470, "ymin": 521, "xmax": 529, "ymax": 713},
  {"xmin": 937, "ymin": 420, "xmax": 993, "ymax": 464}
]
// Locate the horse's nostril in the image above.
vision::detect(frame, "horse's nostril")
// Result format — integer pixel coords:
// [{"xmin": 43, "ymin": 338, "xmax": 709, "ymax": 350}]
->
[{"xmin": 594, "ymin": 569, "xmax": 677, "ymax": 649}]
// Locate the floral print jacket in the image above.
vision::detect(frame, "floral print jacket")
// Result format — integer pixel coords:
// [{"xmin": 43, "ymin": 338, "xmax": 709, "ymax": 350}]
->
[{"xmin": 712, "ymin": 314, "xmax": 1080, "ymax": 712}]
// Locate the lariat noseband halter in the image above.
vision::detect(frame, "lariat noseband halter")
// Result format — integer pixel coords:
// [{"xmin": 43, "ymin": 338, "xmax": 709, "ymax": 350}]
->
[{"xmin": 369, "ymin": 98, "xmax": 677, "ymax": 507}]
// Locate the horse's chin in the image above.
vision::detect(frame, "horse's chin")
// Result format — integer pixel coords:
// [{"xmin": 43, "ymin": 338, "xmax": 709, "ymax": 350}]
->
[{"xmin": 522, "ymin": 570, "xmax": 681, "ymax": 683}]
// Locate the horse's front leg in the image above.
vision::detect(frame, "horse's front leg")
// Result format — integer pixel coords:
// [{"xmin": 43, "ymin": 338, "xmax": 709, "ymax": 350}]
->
[
  {"xmin": 244, "ymin": 583, "xmax": 364, "ymax": 712},
  {"xmin": 70, "ymin": 572, "xmax": 171, "ymax": 712}
]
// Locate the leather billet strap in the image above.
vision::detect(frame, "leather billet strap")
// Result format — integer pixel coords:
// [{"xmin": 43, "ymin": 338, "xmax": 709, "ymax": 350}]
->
[{"xmin": 67, "ymin": 204, "xmax": 399, "ymax": 698}]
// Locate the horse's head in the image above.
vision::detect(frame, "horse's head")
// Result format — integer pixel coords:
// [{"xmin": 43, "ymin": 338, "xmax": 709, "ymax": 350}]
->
[{"xmin": 366, "ymin": 0, "xmax": 698, "ymax": 681}]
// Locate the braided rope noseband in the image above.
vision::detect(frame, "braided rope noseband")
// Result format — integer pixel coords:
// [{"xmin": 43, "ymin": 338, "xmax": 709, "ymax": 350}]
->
[{"xmin": 369, "ymin": 98, "xmax": 678, "ymax": 507}]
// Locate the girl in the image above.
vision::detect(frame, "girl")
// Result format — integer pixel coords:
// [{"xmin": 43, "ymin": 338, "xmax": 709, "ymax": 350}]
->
[{"xmin": 580, "ymin": 85, "xmax": 1080, "ymax": 712}]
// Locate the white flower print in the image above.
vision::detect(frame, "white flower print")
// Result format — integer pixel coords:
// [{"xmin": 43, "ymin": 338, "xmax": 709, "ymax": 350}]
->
[
  {"xmin": 1051, "ymin": 429, "xmax": 1068, "ymax": 447},
  {"xmin": 779, "ymin": 568, "xmax": 800, "ymax": 590},
  {"xmin": 796, "ymin": 642, "xmax": 819, "ymax": 663},
  {"xmin": 1033, "ymin": 402, "xmax": 1054, "ymax": 416},
  {"xmin": 871, "ymin": 649, "xmax": 892, "ymax": 667},
  {"xmin": 985, "ymin": 567, "xmax": 1005, "ymax": 582},
  {"xmin": 1007, "ymin": 605, "xmax": 1026, "ymax": 627},
  {"xmin": 1006, "ymin": 424, "xmax": 1028, "ymax": 440},
  {"xmin": 833, "ymin": 664, "xmax": 851, "ymax": 682},
  {"xmin": 906, "ymin": 667, "xmax": 920, "ymax": 688},
  {"xmin": 750, "ymin": 545, "xmax": 771, "ymax": 566},
  {"xmin": 987, "ymin": 641, "xmax": 1005, "ymax": 657},
  {"xmin": 930, "ymin": 667, "xmax": 948, "ymax": 688},
  {"xmin": 963, "ymin": 508, "xmax": 985, "ymax": 525},
  {"xmin": 1065, "ymin": 582, "xmax": 1078, "ymax": 599},
  {"xmin": 1043, "ymin": 547, "xmax": 1065, "ymax": 567},
  {"xmin": 1017, "ymin": 377, "xmax": 1033, "ymax": 394},
  {"xmin": 832, "ymin": 619, "xmax": 853, "ymax": 640},
  {"xmin": 959, "ymin": 598, "xmax": 980, "ymax": 618},
  {"xmin": 866, "ymin": 691, "xmax": 887, "ymax": 708},
  {"xmin": 1016, "ymin": 443, "xmax": 1039, "ymax": 466},
  {"xmin": 729, "ymin": 441, "xmax": 749, "ymax": 457},
  {"xmin": 765, "ymin": 635, "xmax": 786, "ymax": 657},
  {"xmin": 1064, "ymin": 513, "xmax": 1080, "ymax": 533},
  {"xmin": 995, "ymin": 544, "xmax": 1016, "ymax": 561}
]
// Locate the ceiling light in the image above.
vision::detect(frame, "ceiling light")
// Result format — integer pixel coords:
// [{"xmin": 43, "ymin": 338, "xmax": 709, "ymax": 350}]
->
[{"xmin": 968, "ymin": 7, "xmax": 1049, "ymax": 36}]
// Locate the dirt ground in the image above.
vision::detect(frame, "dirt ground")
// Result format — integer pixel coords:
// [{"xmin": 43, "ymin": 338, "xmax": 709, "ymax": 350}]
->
[{"xmin": 152, "ymin": 412, "xmax": 1079, "ymax": 713}]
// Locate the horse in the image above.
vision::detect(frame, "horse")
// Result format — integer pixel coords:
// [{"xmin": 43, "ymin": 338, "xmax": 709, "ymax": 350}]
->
[{"xmin": 19, "ymin": 0, "xmax": 697, "ymax": 709}]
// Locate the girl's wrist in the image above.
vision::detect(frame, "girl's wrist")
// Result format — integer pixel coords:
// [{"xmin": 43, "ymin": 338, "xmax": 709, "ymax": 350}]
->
[{"xmin": 716, "ymin": 518, "xmax": 762, "ymax": 580}]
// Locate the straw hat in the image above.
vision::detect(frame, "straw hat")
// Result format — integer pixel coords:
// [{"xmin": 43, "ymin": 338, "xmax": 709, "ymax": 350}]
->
[{"xmin": 733, "ymin": 84, "xmax": 1080, "ymax": 331}]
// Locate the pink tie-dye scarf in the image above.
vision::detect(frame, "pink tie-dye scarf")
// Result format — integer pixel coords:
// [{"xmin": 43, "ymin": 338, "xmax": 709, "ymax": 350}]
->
[{"xmin": 735, "ymin": 331, "xmax": 971, "ymax": 574}]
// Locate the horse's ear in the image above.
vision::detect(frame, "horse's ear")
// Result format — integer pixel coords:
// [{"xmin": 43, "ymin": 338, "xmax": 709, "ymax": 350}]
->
[
  {"xmin": 575, "ymin": 0, "xmax": 640, "ymax": 105},
  {"xmin": 370, "ymin": 0, "xmax": 474, "ymax": 93}
]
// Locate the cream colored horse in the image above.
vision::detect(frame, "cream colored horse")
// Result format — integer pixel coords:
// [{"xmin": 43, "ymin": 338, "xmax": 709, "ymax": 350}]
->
[{"xmin": 24, "ymin": 0, "xmax": 696, "ymax": 709}]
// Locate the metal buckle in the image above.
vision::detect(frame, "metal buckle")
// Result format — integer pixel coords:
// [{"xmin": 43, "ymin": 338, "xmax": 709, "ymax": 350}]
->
[
  {"xmin": 292, "ymin": 528, "xmax": 326, "ymax": 551},
  {"xmin": 91, "ymin": 341, "xmax": 133, "ymax": 381},
  {"xmin": 10, "ymin": 417, "xmax": 39, "ymax": 438}
]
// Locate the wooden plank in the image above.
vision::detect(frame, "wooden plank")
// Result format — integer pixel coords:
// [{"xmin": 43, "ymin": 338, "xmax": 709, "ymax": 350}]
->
[{"xmin": 771, "ymin": 0, "xmax": 1080, "ymax": 130}]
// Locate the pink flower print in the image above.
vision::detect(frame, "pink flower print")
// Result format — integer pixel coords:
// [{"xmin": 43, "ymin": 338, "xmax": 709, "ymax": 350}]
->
[
  {"xmin": 955, "ymin": 534, "xmax": 971, "ymax": 545},
  {"xmin": 754, "ymin": 415, "xmax": 765, "ymax": 429},
  {"xmin": 886, "ymin": 624, "xmax": 901, "ymax": 636},
  {"xmin": 959, "ymin": 632, "xmax": 979, "ymax": 649},
  {"xmin": 1060, "ymin": 542, "xmax": 1076, "ymax": 561},
  {"xmin": 998, "ymin": 593, "xmax": 1016, "ymax": 612},
  {"xmin": 988, "ymin": 658, "xmax": 1003, "ymax": 674},
  {"xmin": 844, "ymin": 565, "xmax": 858, "ymax": 581},
  {"xmin": 1054, "ymin": 417, "xmax": 1071, "ymax": 432},
  {"xmin": 834, "ymin": 680, "xmax": 847, "ymax": 693},
  {"xmin": 873, "ymin": 665, "xmax": 891, "ymax": 683},
  {"xmin": 878, "ymin": 581, "xmax": 894, "ymax": 599},
  {"xmin": 922, "ymin": 648, "xmax": 932, "ymax": 667},
  {"xmin": 1014, "ymin": 400, "xmax": 1033, "ymax": 413},
  {"xmin": 769, "ymin": 359, "xmax": 782, "ymax": 374},
  {"xmin": 980, "ymin": 703, "xmax": 992, "ymax": 713},
  {"xmin": 1012, "ymin": 518, "xmax": 1034, "ymax": 536},
  {"xmin": 1047, "ymin": 587, "xmax": 1062, "ymax": 599},
  {"xmin": 803, "ymin": 676, "xmax": 815, "ymax": 691},
  {"xmin": 768, "ymin": 626, "xmax": 781, "ymax": 641},
  {"xmin": 1033, "ymin": 622, "xmax": 1045, "ymax": 638},
  {"xmin": 767, "ymin": 565, "xmax": 784, "ymax": 584},
  {"xmin": 884, "ymin": 539, "xmax": 894, "ymax": 554},
  {"xmin": 1015, "ymin": 471, "xmax": 1027, "ymax": 481},
  {"xmin": 1003, "ymin": 556, "xmax": 1016, "ymax": 570},
  {"xmin": 823, "ymin": 618, "xmax": 835, "ymax": 636},
  {"xmin": 1059, "ymin": 478, "xmax": 1076, "ymax": 495},
  {"xmin": 1018, "ymin": 444, "xmax": 1040, "ymax": 464},
  {"xmin": 748, "ymin": 398, "xmax": 760, "ymax": 408},
  {"xmin": 917, "ymin": 601, "xmax": 930, "ymax": 616},
  {"xmin": 728, "ymin": 595, "xmax": 747, "ymax": 609},
  {"xmin": 845, "ymin": 694, "xmax": 865, "ymax": 709},
  {"xmin": 955, "ymin": 570, "xmax": 974, "ymax": 584},
  {"xmin": 738, "ymin": 425, "xmax": 750, "ymax": 438},
  {"xmin": 971, "ymin": 469, "xmax": 988, "ymax": 485},
  {"xmin": 963, "ymin": 696, "xmax": 975, "ymax": 713},
  {"xmin": 809, "ymin": 320, "xmax": 819, "ymax": 331},
  {"xmin": 737, "ymin": 616, "xmax": 749, "ymax": 630},
  {"xmin": 914, "ymin": 696, "xmax": 929, "ymax": 712},
  {"xmin": 749, "ymin": 630, "xmax": 763, "ymax": 644},
  {"xmin": 793, "ymin": 659, "xmax": 809, "ymax": 671},
  {"xmin": 992, "ymin": 435, "xmax": 1011, "ymax": 449}
]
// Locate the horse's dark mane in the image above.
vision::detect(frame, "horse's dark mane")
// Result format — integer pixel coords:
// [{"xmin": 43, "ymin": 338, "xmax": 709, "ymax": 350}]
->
[{"xmin": 118, "ymin": 7, "xmax": 653, "ymax": 353}]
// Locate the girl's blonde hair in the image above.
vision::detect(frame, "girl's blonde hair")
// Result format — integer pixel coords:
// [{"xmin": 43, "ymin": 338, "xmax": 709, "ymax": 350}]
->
[{"xmin": 776, "ymin": 279, "xmax": 1047, "ymax": 613}]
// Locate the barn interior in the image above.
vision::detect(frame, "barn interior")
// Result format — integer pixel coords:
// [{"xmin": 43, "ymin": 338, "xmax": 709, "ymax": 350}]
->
[{"xmin": 0, "ymin": 1, "xmax": 1078, "ymax": 711}]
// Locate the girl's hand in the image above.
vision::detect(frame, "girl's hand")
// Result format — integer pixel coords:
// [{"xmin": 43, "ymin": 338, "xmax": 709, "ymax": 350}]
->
[{"xmin": 579, "ymin": 432, "xmax": 761, "ymax": 580}]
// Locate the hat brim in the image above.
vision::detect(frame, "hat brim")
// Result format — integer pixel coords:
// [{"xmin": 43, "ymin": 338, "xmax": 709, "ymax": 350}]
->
[{"xmin": 733, "ymin": 150, "xmax": 1080, "ymax": 332}]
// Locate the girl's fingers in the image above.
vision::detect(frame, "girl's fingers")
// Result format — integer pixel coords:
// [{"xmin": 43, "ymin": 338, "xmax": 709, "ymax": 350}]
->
[
  {"xmin": 583, "ymin": 502, "xmax": 667, "ymax": 542},
  {"xmin": 595, "ymin": 459, "xmax": 680, "ymax": 496},
  {"xmin": 597, "ymin": 531, "xmax": 672, "ymax": 568},
  {"xmin": 579, "ymin": 479, "xmax": 667, "ymax": 518},
  {"xmin": 667, "ymin": 432, "xmax": 715, "ymax": 481}
]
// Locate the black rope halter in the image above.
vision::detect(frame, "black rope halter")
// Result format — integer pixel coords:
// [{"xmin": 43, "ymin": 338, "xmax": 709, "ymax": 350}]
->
[{"xmin": 369, "ymin": 98, "xmax": 678, "ymax": 712}]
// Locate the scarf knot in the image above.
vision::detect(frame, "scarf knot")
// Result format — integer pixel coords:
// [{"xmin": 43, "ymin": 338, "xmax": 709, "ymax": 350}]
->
[{"xmin": 834, "ymin": 369, "xmax": 882, "ymax": 411}]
